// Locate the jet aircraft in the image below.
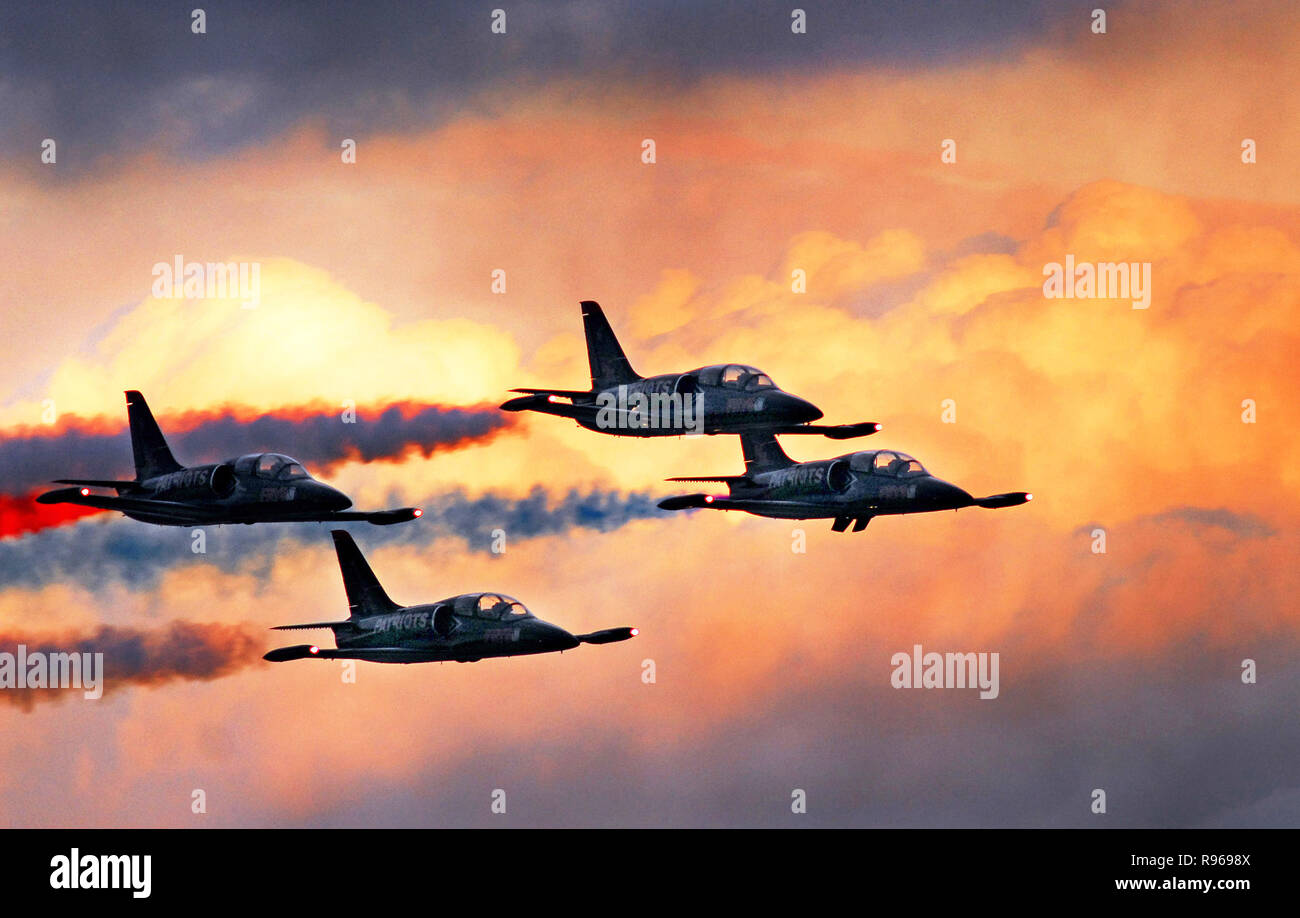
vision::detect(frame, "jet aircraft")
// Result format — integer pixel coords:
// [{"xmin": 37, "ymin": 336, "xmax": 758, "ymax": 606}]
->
[
  {"xmin": 658, "ymin": 432, "xmax": 1031, "ymax": 532},
  {"xmin": 264, "ymin": 530, "xmax": 637, "ymax": 663},
  {"xmin": 501, "ymin": 300, "xmax": 880, "ymax": 439},
  {"xmin": 36, "ymin": 391, "xmax": 422, "ymax": 526}
]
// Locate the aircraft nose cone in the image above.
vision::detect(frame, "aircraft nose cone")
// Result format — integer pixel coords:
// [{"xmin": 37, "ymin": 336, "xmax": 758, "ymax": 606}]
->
[
  {"xmin": 793, "ymin": 396, "xmax": 823, "ymax": 423},
  {"xmin": 322, "ymin": 486, "xmax": 352, "ymax": 511},
  {"xmin": 929, "ymin": 479, "xmax": 973, "ymax": 508},
  {"xmin": 538, "ymin": 622, "xmax": 580, "ymax": 651},
  {"xmin": 770, "ymin": 392, "xmax": 823, "ymax": 424}
]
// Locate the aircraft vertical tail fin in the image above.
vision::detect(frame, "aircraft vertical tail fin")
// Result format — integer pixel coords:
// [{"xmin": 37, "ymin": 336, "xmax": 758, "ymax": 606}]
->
[
  {"xmin": 125, "ymin": 390, "xmax": 183, "ymax": 480},
  {"xmin": 331, "ymin": 530, "xmax": 401, "ymax": 618},
  {"xmin": 739, "ymin": 432, "xmax": 796, "ymax": 475},
  {"xmin": 581, "ymin": 300, "xmax": 640, "ymax": 388}
]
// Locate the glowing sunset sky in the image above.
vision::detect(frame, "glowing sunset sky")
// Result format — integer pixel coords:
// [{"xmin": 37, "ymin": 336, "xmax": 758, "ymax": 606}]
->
[{"xmin": 1, "ymin": 0, "xmax": 1297, "ymax": 827}]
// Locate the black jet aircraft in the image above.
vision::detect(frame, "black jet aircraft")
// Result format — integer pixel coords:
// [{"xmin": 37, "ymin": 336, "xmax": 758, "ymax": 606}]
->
[
  {"xmin": 501, "ymin": 300, "xmax": 880, "ymax": 439},
  {"xmin": 36, "ymin": 391, "xmax": 422, "ymax": 527},
  {"xmin": 658, "ymin": 432, "xmax": 1031, "ymax": 532},
  {"xmin": 264, "ymin": 531, "xmax": 637, "ymax": 663}
]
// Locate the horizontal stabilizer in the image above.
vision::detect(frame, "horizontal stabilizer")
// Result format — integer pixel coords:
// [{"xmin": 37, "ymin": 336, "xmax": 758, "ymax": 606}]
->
[
  {"xmin": 507, "ymin": 387, "xmax": 591, "ymax": 399},
  {"xmin": 574, "ymin": 627, "xmax": 638, "ymax": 645},
  {"xmin": 53, "ymin": 478, "xmax": 138, "ymax": 490},
  {"xmin": 973, "ymin": 491, "xmax": 1033, "ymax": 509}
]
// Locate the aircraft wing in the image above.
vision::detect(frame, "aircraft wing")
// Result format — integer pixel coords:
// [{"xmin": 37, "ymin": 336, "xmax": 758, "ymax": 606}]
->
[
  {"xmin": 263, "ymin": 644, "xmax": 439, "ymax": 663},
  {"xmin": 284, "ymin": 507, "xmax": 423, "ymax": 526},
  {"xmin": 658, "ymin": 493, "xmax": 711, "ymax": 511},
  {"xmin": 764, "ymin": 422, "xmax": 882, "ymax": 439},
  {"xmin": 657, "ymin": 494, "xmax": 820, "ymax": 515},
  {"xmin": 36, "ymin": 488, "xmax": 421, "ymax": 526},
  {"xmin": 665, "ymin": 475, "xmax": 748, "ymax": 484},
  {"xmin": 972, "ymin": 492, "xmax": 1032, "ymax": 509},
  {"xmin": 500, "ymin": 393, "xmax": 600, "ymax": 420},
  {"xmin": 574, "ymin": 627, "xmax": 637, "ymax": 645},
  {"xmin": 270, "ymin": 621, "xmax": 353, "ymax": 631},
  {"xmin": 34, "ymin": 487, "xmax": 224, "ymax": 522}
]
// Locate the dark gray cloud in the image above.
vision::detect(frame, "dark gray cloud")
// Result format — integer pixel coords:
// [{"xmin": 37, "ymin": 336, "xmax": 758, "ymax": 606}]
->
[{"xmin": 0, "ymin": 0, "xmax": 1067, "ymax": 162}]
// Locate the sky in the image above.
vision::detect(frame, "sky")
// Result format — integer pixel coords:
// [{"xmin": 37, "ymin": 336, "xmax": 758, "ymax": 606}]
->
[{"xmin": 0, "ymin": 0, "xmax": 1297, "ymax": 827}]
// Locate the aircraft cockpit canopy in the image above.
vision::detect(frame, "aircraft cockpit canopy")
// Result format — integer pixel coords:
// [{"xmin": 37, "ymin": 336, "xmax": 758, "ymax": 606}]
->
[
  {"xmin": 695, "ymin": 364, "xmax": 778, "ymax": 391},
  {"xmin": 848, "ymin": 450, "xmax": 928, "ymax": 477},
  {"xmin": 473, "ymin": 593, "xmax": 532, "ymax": 620},
  {"xmin": 237, "ymin": 453, "xmax": 311, "ymax": 480},
  {"xmin": 279, "ymin": 462, "xmax": 309, "ymax": 480}
]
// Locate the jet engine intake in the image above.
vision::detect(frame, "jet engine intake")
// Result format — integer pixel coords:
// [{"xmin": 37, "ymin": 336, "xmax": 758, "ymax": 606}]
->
[
  {"xmin": 827, "ymin": 458, "xmax": 852, "ymax": 492},
  {"xmin": 209, "ymin": 463, "xmax": 237, "ymax": 498},
  {"xmin": 433, "ymin": 604, "xmax": 458, "ymax": 638}
]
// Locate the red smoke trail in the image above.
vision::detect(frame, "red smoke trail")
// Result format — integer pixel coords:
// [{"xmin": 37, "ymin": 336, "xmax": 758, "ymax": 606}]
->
[
  {"xmin": 0, "ymin": 413, "xmax": 121, "ymax": 440},
  {"xmin": 1, "ymin": 399, "xmax": 512, "ymax": 444},
  {"xmin": 0, "ymin": 492, "xmax": 105, "ymax": 539},
  {"xmin": 166, "ymin": 399, "xmax": 519, "ymax": 471},
  {"xmin": 0, "ymin": 398, "xmax": 516, "ymax": 537},
  {"xmin": 0, "ymin": 621, "xmax": 266, "ymax": 711}
]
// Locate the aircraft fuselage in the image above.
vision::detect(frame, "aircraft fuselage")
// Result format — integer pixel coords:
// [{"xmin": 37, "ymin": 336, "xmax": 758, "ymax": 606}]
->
[
  {"xmin": 506, "ymin": 370, "xmax": 824, "ymax": 437},
  {"xmin": 117, "ymin": 454, "xmax": 352, "ymax": 525},
  {"xmin": 264, "ymin": 531, "xmax": 636, "ymax": 665},
  {"xmin": 730, "ymin": 459, "xmax": 976, "ymax": 519},
  {"xmin": 660, "ymin": 445, "xmax": 1031, "ymax": 531},
  {"xmin": 333, "ymin": 596, "xmax": 578, "ymax": 661}
]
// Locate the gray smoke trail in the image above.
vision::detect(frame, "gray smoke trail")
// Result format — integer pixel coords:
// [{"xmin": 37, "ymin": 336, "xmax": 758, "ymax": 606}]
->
[{"xmin": 0, "ymin": 487, "xmax": 669, "ymax": 591}]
